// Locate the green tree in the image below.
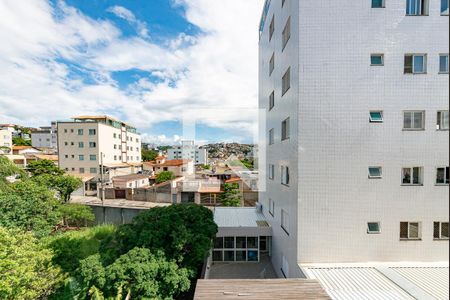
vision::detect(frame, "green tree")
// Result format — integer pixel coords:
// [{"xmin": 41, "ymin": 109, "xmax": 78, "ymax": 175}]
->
[
  {"xmin": 12, "ymin": 136, "xmax": 31, "ymax": 146},
  {"xmin": 155, "ymin": 171, "xmax": 175, "ymax": 183},
  {"xmin": 27, "ymin": 159, "xmax": 64, "ymax": 177},
  {"xmin": 79, "ymin": 248, "xmax": 190, "ymax": 299},
  {"xmin": 200, "ymin": 164, "xmax": 211, "ymax": 170},
  {"xmin": 141, "ymin": 149, "xmax": 158, "ymax": 161},
  {"xmin": 0, "ymin": 180, "xmax": 61, "ymax": 236},
  {"xmin": 33, "ymin": 173, "xmax": 82, "ymax": 202},
  {"xmin": 0, "ymin": 227, "xmax": 62, "ymax": 299},
  {"xmin": 59, "ymin": 203, "xmax": 95, "ymax": 227},
  {"xmin": 219, "ymin": 183, "xmax": 242, "ymax": 207},
  {"xmin": 102, "ymin": 204, "xmax": 217, "ymax": 275},
  {"xmin": 0, "ymin": 156, "xmax": 25, "ymax": 189}
]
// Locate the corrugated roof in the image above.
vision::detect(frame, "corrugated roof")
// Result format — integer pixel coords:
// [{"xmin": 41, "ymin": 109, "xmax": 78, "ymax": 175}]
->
[
  {"xmin": 214, "ymin": 207, "xmax": 267, "ymax": 227},
  {"xmin": 303, "ymin": 264, "xmax": 449, "ymax": 300}
]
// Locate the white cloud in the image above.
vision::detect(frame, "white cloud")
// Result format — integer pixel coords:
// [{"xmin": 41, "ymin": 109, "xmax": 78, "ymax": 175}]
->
[
  {"xmin": 0, "ymin": 0, "xmax": 265, "ymax": 143},
  {"xmin": 107, "ymin": 5, "xmax": 149, "ymax": 38},
  {"xmin": 141, "ymin": 134, "xmax": 182, "ymax": 145}
]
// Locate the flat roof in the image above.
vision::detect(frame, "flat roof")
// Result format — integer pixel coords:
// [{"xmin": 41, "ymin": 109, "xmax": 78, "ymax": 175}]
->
[
  {"xmin": 302, "ymin": 263, "xmax": 449, "ymax": 300},
  {"xmin": 194, "ymin": 279, "xmax": 330, "ymax": 300},
  {"xmin": 112, "ymin": 174, "xmax": 149, "ymax": 181},
  {"xmin": 70, "ymin": 196, "xmax": 170, "ymax": 210},
  {"xmin": 214, "ymin": 207, "xmax": 268, "ymax": 228}
]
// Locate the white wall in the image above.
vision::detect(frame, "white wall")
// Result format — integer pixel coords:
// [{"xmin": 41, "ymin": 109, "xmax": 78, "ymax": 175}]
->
[
  {"xmin": 0, "ymin": 129, "xmax": 12, "ymax": 154},
  {"xmin": 31, "ymin": 132, "xmax": 52, "ymax": 148},
  {"xmin": 258, "ymin": 0, "xmax": 449, "ymax": 277}
]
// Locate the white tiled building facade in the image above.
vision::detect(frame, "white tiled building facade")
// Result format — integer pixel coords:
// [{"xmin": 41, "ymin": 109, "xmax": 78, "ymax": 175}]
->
[
  {"xmin": 31, "ymin": 122, "xmax": 58, "ymax": 150},
  {"xmin": 57, "ymin": 116, "xmax": 141, "ymax": 179},
  {"xmin": 259, "ymin": 0, "xmax": 449, "ymax": 278},
  {"xmin": 0, "ymin": 129, "xmax": 12, "ymax": 154}
]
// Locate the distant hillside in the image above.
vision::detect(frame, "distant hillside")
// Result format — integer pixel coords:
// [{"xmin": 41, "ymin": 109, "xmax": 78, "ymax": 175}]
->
[{"xmin": 201, "ymin": 142, "xmax": 255, "ymax": 159}]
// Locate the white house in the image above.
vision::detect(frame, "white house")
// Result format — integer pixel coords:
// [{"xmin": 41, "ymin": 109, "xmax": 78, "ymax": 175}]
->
[{"xmin": 167, "ymin": 140, "xmax": 208, "ymax": 165}]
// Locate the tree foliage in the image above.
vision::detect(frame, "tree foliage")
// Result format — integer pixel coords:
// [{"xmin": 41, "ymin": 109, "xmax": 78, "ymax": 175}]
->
[
  {"xmin": 141, "ymin": 149, "xmax": 158, "ymax": 162},
  {"xmin": 59, "ymin": 203, "xmax": 95, "ymax": 227},
  {"xmin": 102, "ymin": 204, "xmax": 217, "ymax": 275},
  {"xmin": 0, "ymin": 227, "xmax": 62, "ymax": 299},
  {"xmin": 155, "ymin": 171, "xmax": 175, "ymax": 183},
  {"xmin": 33, "ymin": 173, "xmax": 82, "ymax": 202},
  {"xmin": 12, "ymin": 136, "xmax": 31, "ymax": 146},
  {"xmin": 219, "ymin": 183, "xmax": 242, "ymax": 207},
  {"xmin": 27, "ymin": 159, "xmax": 64, "ymax": 177},
  {"xmin": 0, "ymin": 180, "xmax": 61, "ymax": 236}
]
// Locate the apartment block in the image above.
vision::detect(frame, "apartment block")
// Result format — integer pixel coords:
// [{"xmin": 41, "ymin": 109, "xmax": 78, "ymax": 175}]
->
[
  {"xmin": 167, "ymin": 140, "xmax": 208, "ymax": 165},
  {"xmin": 259, "ymin": 0, "xmax": 449, "ymax": 278},
  {"xmin": 0, "ymin": 128, "xmax": 12, "ymax": 154},
  {"xmin": 57, "ymin": 116, "xmax": 142, "ymax": 181},
  {"xmin": 31, "ymin": 121, "xmax": 58, "ymax": 151}
]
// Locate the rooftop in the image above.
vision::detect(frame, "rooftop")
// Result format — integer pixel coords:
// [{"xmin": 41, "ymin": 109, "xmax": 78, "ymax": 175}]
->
[
  {"xmin": 214, "ymin": 207, "xmax": 267, "ymax": 228},
  {"xmin": 194, "ymin": 279, "xmax": 330, "ymax": 300},
  {"xmin": 145, "ymin": 159, "xmax": 191, "ymax": 167},
  {"xmin": 112, "ymin": 173, "xmax": 149, "ymax": 181},
  {"xmin": 302, "ymin": 263, "xmax": 449, "ymax": 300}
]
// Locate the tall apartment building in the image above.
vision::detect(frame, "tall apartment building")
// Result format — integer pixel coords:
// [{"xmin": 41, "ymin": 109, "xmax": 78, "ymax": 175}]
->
[
  {"xmin": 167, "ymin": 140, "xmax": 208, "ymax": 165},
  {"xmin": 259, "ymin": 0, "xmax": 449, "ymax": 278},
  {"xmin": 57, "ymin": 116, "xmax": 142, "ymax": 180},
  {"xmin": 31, "ymin": 122, "xmax": 58, "ymax": 151}
]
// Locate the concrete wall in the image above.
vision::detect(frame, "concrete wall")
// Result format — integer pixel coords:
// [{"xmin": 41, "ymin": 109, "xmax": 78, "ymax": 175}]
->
[{"xmin": 91, "ymin": 205, "xmax": 144, "ymax": 225}]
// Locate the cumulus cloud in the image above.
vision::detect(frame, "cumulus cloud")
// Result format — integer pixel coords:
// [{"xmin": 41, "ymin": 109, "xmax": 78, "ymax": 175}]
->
[{"xmin": 0, "ymin": 0, "xmax": 264, "ymax": 143}]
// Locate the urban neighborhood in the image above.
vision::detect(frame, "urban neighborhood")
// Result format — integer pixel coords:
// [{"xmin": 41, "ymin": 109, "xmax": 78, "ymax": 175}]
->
[{"xmin": 0, "ymin": 0, "xmax": 448, "ymax": 299}]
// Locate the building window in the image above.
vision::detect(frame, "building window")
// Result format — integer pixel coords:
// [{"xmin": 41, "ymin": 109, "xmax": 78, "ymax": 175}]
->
[
  {"xmin": 282, "ymin": 17, "xmax": 291, "ymax": 50},
  {"xmin": 282, "ymin": 0, "xmax": 286, "ymax": 7},
  {"xmin": 400, "ymin": 222, "xmax": 421, "ymax": 239},
  {"xmin": 79, "ymin": 155, "xmax": 84, "ymax": 161},
  {"xmin": 79, "ymin": 168, "xmax": 85, "ymax": 174},
  {"xmin": 114, "ymin": 155, "xmax": 117, "ymax": 161},
  {"xmin": 372, "ymin": 0, "xmax": 385, "ymax": 8},
  {"xmin": 434, "ymin": 222, "xmax": 449, "ymax": 239},
  {"xmin": 368, "ymin": 167, "xmax": 382, "ymax": 178},
  {"xmin": 89, "ymin": 129, "xmax": 96, "ymax": 135},
  {"xmin": 78, "ymin": 142, "xmax": 84, "ymax": 148},
  {"xmin": 367, "ymin": 222, "xmax": 381, "ymax": 234},
  {"xmin": 436, "ymin": 167, "xmax": 449, "ymax": 185},
  {"xmin": 64, "ymin": 155, "xmax": 68, "ymax": 158},
  {"xmin": 64, "ymin": 129, "xmax": 68, "ymax": 133},
  {"xmin": 403, "ymin": 111, "xmax": 424, "ymax": 130},
  {"xmin": 269, "ymin": 129, "xmax": 274, "ymax": 145},
  {"xmin": 77, "ymin": 129, "xmax": 83, "ymax": 135},
  {"xmin": 439, "ymin": 54, "xmax": 449, "ymax": 73},
  {"xmin": 281, "ymin": 165, "xmax": 290, "ymax": 185},
  {"xmin": 404, "ymin": 54, "xmax": 427, "ymax": 74},
  {"xmin": 269, "ymin": 198, "xmax": 274, "ymax": 216},
  {"xmin": 90, "ymin": 167, "xmax": 97, "ymax": 174},
  {"xmin": 281, "ymin": 209, "xmax": 289, "ymax": 234},
  {"xmin": 369, "ymin": 111, "xmax": 383, "ymax": 122},
  {"xmin": 89, "ymin": 155, "xmax": 97, "ymax": 161},
  {"xmin": 370, "ymin": 54, "xmax": 384, "ymax": 66},
  {"xmin": 437, "ymin": 111, "xmax": 449, "ymax": 130},
  {"xmin": 281, "ymin": 117, "xmax": 290, "ymax": 140},
  {"xmin": 268, "ymin": 164, "xmax": 274, "ymax": 180},
  {"xmin": 282, "ymin": 67, "xmax": 291, "ymax": 96},
  {"xmin": 269, "ymin": 53, "xmax": 275, "ymax": 75},
  {"xmin": 402, "ymin": 167, "xmax": 423, "ymax": 185},
  {"xmin": 71, "ymin": 129, "xmax": 74, "ymax": 133},
  {"xmin": 269, "ymin": 91, "xmax": 275, "ymax": 110},
  {"xmin": 406, "ymin": 0, "xmax": 429, "ymax": 15},
  {"xmin": 113, "ymin": 133, "xmax": 117, "ymax": 138},
  {"xmin": 89, "ymin": 142, "xmax": 96, "ymax": 148},
  {"xmin": 441, "ymin": 0, "xmax": 449, "ymax": 15},
  {"xmin": 269, "ymin": 15, "xmax": 275, "ymax": 41},
  {"xmin": 114, "ymin": 144, "xmax": 117, "ymax": 149}
]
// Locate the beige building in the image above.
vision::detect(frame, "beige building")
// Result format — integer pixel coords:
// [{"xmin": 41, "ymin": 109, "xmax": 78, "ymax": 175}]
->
[
  {"xmin": 0, "ymin": 129, "xmax": 12, "ymax": 154},
  {"xmin": 112, "ymin": 173, "xmax": 149, "ymax": 189},
  {"xmin": 57, "ymin": 116, "xmax": 142, "ymax": 184},
  {"xmin": 143, "ymin": 156, "xmax": 194, "ymax": 177}
]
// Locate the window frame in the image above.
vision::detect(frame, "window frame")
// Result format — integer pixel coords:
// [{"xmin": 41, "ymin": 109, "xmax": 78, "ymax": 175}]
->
[
  {"xmin": 433, "ymin": 222, "xmax": 449, "ymax": 240},
  {"xmin": 401, "ymin": 167, "xmax": 423, "ymax": 186},
  {"xmin": 368, "ymin": 166, "xmax": 382, "ymax": 179},
  {"xmin": 439, "ymin": 54, "xmax": 449, "ymax": 74},
  {"xmin": 441, "ymin": 0, "xmax": 449, "ymax": 15},
  {"xmin": 371, "ymin": 0, "xmax": 385, "ymax": 8},
  {"xmin": 282, "ymin": 16, "xmax": 291, "ymax": 51},
  {"xmin": 367, "ymin": 222, "xmax": 381, "ymax": 234},
  {"xmin": 269, "ymin": 53, "xmax": 275, "ymax": 76},
  {"xmin": 269, "ymin": 128, "xmax": 274, "ymax": 145},
  {"xmin": 269, "ymin": 15, "xmax": 275, "ymax": 41},
  {"xmin": 269, "ymin": 91, "xmax": 275, "ymax": 110},
  {"xmin": 269, "ymin": 198, "xmax": 274, "ymax": 217},
  {"xmin": 403, "ymin": 111, "xmax": 425, "ymax": 130},
  {"xmin": 369, "ymin": 111, "xmax": 383, "ymax": 123},
  {"xmin": 400, "ymin": 221, "xmax": 421, "ymax": 240},
  {"xmin": 435, "ymin": 166, "xmax": 449, "ymax": 185},
  {"xmin": 404, "ymin": 54, "xmax": 427, "ymax": 74},
  {"xmin": 406, "ymin": 0, "xmax": 429, "ymax": 16},
  {"xmin": 268, "ymin": 164, "xmax": 275, "ymax": 180},
  {"xmin": 89, "ymin": 154, "xmax": 97, "ymax": 161},
  {"xmin": 437, "ymin": 111, "xmax": 449, "ymax": 130},
  {"xmin": 370, "ymin": 54, "xmax": 384, "ymax": 66},
  {"xmin": 281, "ymin": 117, "xmax": 290, "ymax": 141},
  {"xmin": 282, "ymin": 67, "xmax": 291, "ymax": 96},
  {"xmin": 281, "ymin": 165, "xmax": 290, "ymax": 186},
  {"xmin": 281, "ymin": 209, "xmax": 289, "ymax": 235}
]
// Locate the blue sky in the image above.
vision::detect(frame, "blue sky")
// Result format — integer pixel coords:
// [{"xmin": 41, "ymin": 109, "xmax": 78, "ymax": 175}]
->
[{"xmin": 0, "ymin": 0, "xmax": 263, "ymax": 145}]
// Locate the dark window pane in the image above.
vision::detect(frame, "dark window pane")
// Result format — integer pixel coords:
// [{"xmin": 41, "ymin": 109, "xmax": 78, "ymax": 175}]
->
[
  {"xmin": 434, "ymin": 222, "xmax": 441, "ymax": 238},
  {"xmin": 400, "ymin": 222, "xmax": 408, "ymax": 238},
  {"xmin": 446, "ymin": 167, "xmax": 449, "ymax": 184},
  {"xmin": 248, "ymin": 250, "xmax": 258, "ymax": 261},
  {"xmin": 224, "ymin": 237, "xmax": 234, "ymax": 248},
  {"xmin": 236, "ymin": 237, "xmax": 246, "ymax": 248},
  {"xmin": 224, "ymin": 251, "xmax": 235, "ymax": 262},
  {"xmin": 413, "ymin": 112, "xmax": 423, "ymax": 129},
  {"xmin": 436, "ymin": 168, "xmax": 445, "ymax": 184},
  {"xmin": 372, "ymin": 0, "xmax": 384, "ymax": 7},
  {"xmin": 409, "ymin": 223, "xmax": 419, "ymax": 238},
  {"xmin": 404, "ymin": 112, "xmax": 412, "ymax": 128},
  {"xmin": 368, "ymin": 222, "xmax": 380, "ymax": 233},
  {"xmin": 213, "ymin": 251, "xmax": 223, "ymax": 261},
  {"xmin": 371, "ymin": 55, "xmax": 383, "ymax": 65},
  {"xmin": 413, "ymin": 167, "xmax": 420, "ymax": 184},
  {"xmin": 404, "ymin": 56, "xmax": 413, "ymax": 73},
  {"xmin": 402, "ymin": 168, "xmax": 411, "ymax": 184},
  {"xmin": 441, "ymin": 223, "xmax": 449, "ymax": 238},
  {"xmin": 247, "ymin": 237, "xmax": 258, "ymax": 248},
  {"xmin": 236, "ymin": 250, "xmax": 247, "ymax": 261},
  {"xmin": 214, "ymin": 237, "xmax": 224, "ymax": 248}
]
